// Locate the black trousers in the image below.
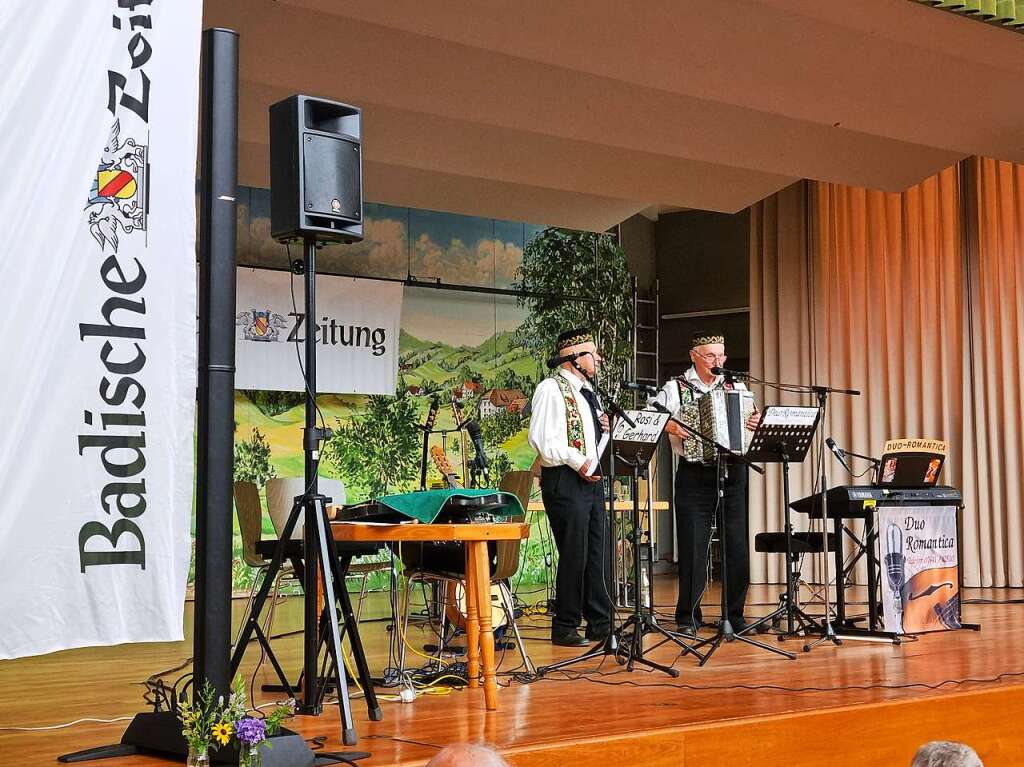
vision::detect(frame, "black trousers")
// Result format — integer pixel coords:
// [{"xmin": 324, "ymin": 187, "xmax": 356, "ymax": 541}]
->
[
  {"xmin": 674, "ymin": 460, "xmax": 749, "ymax": 627},
  {"xmin": 541, "ymin": 465, "xmax": 612, "ymax": 635}
]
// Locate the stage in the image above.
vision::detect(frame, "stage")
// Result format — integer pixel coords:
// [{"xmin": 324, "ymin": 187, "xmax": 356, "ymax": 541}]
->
[{"xmin": 3, "ymin": 580, "xmax": 1022, "ymax": 766}]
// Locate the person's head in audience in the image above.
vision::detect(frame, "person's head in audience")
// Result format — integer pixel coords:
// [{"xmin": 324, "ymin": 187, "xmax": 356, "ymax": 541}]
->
[
  {"xmin": 426, "ymin": 743, "xmax": 510, "ymax": 767},
  {"xmin": 912, "ymin": 741, "xmax": 983, "ymax": 767}
]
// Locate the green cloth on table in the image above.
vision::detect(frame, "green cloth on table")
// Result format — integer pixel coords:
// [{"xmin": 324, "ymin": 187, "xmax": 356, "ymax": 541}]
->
[{"xmin": 375, "ymin": 488, "xmax": 523, "ymax": 524}]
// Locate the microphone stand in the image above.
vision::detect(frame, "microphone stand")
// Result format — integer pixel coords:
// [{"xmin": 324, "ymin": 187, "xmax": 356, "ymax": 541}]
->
[
  {"xmin": 841, "ymin": 448, "xmax": 881, "ymax": 481},
  {"xmin": 736, "ymin": 372, "xmax": 861, "ymax": 652},
  {"xmin": 649, "ymin": 404, "xmax": 793, "ymax": 665},
  {"xmin": 537, "ymin": 362, "xmax": 634, "ymax": 676}
]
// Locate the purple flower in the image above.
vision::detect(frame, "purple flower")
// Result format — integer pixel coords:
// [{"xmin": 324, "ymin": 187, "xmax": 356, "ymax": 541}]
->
[{"xmin": 235, "ymin": 717, "xmax": 266, "ymax": 745}]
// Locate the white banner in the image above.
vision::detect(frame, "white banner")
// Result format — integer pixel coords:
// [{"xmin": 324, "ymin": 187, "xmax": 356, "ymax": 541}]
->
[
  {"xmin": 0, "ymin": 1, "xmax": 202, "ymax": 658},
  {"xmin": 235, "ymin": 270, "xmax": 403, "ymax": 395},
  {"xmin": 878, "ymin": 504, "xmax": 961, "ymax": 634}
]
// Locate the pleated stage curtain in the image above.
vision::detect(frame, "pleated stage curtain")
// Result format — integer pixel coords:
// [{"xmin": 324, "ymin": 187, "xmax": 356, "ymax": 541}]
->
[
  {"xmin": 749, "ymin": 181, "xmax": 817, "ymax": 584},
  {"xmin": 749, "ymin": 167, "xmax": 971, "ymax": 585},
  {"xmin": 963, "ymin": 158, "xmax": 1024, "ymax": 587},
  {"xmin": 751, "ymin": 160, "xmax": 1024, "ymax": 587}
]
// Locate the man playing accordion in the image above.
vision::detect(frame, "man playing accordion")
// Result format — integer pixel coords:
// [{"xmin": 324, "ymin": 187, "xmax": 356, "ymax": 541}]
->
[{"xmin": 651, "ymin": 332, "xmax": 760, "ymax": 636}]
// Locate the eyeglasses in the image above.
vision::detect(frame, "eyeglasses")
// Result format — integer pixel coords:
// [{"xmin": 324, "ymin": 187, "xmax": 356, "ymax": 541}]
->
[{"xmin": 694, "ymin": 351, "xmax": 727, "ymax": 363}]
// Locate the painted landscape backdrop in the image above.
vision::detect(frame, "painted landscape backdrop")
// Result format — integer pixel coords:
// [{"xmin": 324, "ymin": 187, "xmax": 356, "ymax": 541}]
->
[{"xmin": 225, "ymin": 189, "xmax": 555, "ymax": 589}]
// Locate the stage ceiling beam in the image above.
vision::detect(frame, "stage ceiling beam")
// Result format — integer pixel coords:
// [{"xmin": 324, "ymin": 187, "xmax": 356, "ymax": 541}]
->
[{"xmin": 204, "ymin": 0, "xmax": 1024, "ymax": 229}]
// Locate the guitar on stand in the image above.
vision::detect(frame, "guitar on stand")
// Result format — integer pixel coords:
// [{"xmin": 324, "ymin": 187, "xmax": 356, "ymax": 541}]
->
[
  {"xmin": 450, "ymin": 394, "xmax": 471, "ymax": 488},
  {"xmin": 427, "ymin": 443, "xmax": 510, "ymax": 639},
  {"xmin": 430, "ymin": 445, "xmax": 462, "ymax": 489},
  {"xmin": 418, "ymin": 397, "xmax": 441, "ymax": 491}
]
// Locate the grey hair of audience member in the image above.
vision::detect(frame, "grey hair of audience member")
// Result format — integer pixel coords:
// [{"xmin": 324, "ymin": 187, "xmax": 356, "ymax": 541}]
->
[
  {"xmin": 425, "ymin": 743, "xmax": 511, "ymax": 767},
  {"xmin": 912, "ymin": 741, "xmax": 983, "ymax": 767}
]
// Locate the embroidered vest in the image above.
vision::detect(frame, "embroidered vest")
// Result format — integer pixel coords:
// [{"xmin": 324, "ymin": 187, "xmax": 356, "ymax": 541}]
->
[{"xmin": 554, "ymin": 374, "xmax": 586, "ymax": 453}]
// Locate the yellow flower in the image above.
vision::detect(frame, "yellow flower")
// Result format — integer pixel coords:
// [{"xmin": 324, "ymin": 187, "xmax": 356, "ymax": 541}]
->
[{"xmin": 212, "ymin": 722, "xmax": 233, "ymax": 746}]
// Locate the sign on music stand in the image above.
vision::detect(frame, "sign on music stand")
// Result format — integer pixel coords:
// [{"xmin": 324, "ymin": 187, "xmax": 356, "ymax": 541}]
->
[
  {"xmin": 745, "ymin": 406, "xmax": 820, "ymax": 639},
  {"xmin": 746, "ymin": 406, "xmax": 819, "ymax": 464},
  {"xmin": 593, "ymin": 409, "xmax": 670, "ymax": 478},
  {"xmin": 611, "ymin": 409, "xmax": 670, "ymax": 467}
]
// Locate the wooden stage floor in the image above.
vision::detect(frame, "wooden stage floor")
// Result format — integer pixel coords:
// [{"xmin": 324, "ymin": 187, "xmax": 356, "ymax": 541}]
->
[{"xmin": 3, "ymin": 579, "xmax": 1023, "ymax": 766}]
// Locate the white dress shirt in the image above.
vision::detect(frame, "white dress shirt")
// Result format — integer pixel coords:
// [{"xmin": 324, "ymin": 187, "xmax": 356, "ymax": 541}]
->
[
  {"xmin": 649, "ymin": 366, "xmax": 751, "ymax": 460},
  {"xmin": 528, "ymin": 368, "xmax": 602, "ymax": 472}
]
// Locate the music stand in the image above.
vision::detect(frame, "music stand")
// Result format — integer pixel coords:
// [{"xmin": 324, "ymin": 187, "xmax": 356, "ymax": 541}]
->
[
  {"xmin": 609, "ymin": 411, "xmax": 704, "ymax": 675},
  {"xmin": 743, "ymin": 406, "xmax": 821, "ymax": 639},
  {"xmin": 647, "ymin": 403, "xmax": 795, "ymax": 665}
]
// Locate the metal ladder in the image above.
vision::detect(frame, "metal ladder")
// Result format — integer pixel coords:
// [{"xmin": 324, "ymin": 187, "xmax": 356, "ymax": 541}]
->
[
  {"xmin": 614, "ymin": 277, "xmax": 660, "ymax": 607},
  {"xmin": 628, "ymin": 276, "xmax": 660, "ymax": 404}
]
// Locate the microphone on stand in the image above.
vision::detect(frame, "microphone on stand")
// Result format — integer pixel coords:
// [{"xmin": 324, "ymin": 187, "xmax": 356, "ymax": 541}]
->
[
  {"xmin": 825, "ymin": 437, "xmax": 854, "ymax": 475},
  {"xmin": 884, "ymin": 522, "xmax": 905, "ymax": 623},
  {"xmin": 465, "ymin": 420, "xmax": 489, "ymax": 469},
  {"xmin": 673, "ymin": 375, "xmax": 698, "ymax": 394},
  {"xmin": 546, "ymin": 351, "xmax": 586, "ymax": 369},
  {"xmin": 622, "ymin": 381, "xmax": 659, "ymax": 396},
  {"xmin": 708, "ymin": 366, "xmax": 749, "ymax": 380}
]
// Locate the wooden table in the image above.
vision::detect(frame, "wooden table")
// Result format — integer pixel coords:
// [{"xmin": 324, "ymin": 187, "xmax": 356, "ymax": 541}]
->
[
  {"xmin": 330, "ymin": 521, "xmax": 530, "ymax": 712},
  {"xmin": 527, "ymin": 500, "xmax": 670, "ymax": 513}
]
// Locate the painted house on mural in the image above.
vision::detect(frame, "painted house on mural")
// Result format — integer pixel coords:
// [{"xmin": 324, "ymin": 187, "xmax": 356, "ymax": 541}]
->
[
  {"xmin": 453, "ymin": 381, "xmax": 482, "ymax": 399},
  {"xmin": 479, "ymin": 388, "xmax": 528, "ymax": 418}
]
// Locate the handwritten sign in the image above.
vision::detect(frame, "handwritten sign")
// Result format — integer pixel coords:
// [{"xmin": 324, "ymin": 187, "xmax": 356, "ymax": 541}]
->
[{"xmin": 612, "ymin": 410, "xmax": 670, "ymax": 444}]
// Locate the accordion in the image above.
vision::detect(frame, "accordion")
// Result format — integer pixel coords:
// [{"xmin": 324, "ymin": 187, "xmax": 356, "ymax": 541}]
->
[{"xmin": 678, "ymin": 387, "xmax": 755, "ymax": 462}]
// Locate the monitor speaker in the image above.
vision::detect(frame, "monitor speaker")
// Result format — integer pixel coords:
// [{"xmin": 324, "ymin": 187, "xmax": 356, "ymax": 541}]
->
[{"xmin": 269, "ymin": 94, "xmax": 363, "ymax": 243}]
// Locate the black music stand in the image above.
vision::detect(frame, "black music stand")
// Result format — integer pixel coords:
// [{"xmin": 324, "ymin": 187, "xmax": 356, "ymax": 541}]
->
[
  {"xmin": 646, "ymin": 404, "xmax": 795, "ymax": 665},
  {"xmin": 608, "ymin": 411, "xmax": 704, "ymax": 675},
  {"xmin": 742, "ymin": 406, "xmax": 821, "ymax": 639}
]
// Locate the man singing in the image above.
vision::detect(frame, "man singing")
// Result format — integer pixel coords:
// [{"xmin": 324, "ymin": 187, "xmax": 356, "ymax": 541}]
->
[
  {"xmin": 528, "ymin": 328, "xmax": 612, "ymax": 646},
  {"xmin": 652, "ymin": 333, "xmax": 759, "ymax": 636}
]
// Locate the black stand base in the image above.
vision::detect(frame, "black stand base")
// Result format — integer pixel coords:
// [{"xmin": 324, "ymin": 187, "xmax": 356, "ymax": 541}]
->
[
  {"xmin": 754, "ymin": 591, "xmax": 822, "ymax": 641},
  {"xmin": 615, "ymin": 612, "xmax": 703, "ymax": 676},
  {"xmin": 802, "ymin": 623, "xmax": 844, "ymax": 652},
  {"xmin": 694, "ymin": 617, "xmax": 797, "ymax": 666},
  {"xmin": 56, "ymin": 711, "xmax": 365, "ymax": 765},
  {"xmin": 537, "ymin": 633, "xmax": 620, "ymax": 677}
]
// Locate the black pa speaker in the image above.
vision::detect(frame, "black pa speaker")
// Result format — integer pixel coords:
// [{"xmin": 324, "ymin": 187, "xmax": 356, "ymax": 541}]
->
[{"xmin": 269, "ymin": 94, "xmax": 363, "ymax": 243}]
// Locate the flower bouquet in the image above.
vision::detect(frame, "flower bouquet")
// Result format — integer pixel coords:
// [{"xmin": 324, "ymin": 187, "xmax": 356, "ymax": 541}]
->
[{"xmin": 177, "ymin": 677, "xmax": 293, "ymax": 766}]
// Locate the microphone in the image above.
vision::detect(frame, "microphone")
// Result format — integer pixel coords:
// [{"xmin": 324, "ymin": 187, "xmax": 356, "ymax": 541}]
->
[
  {"xmin": 465, "ymin": 419, "xmax": 489, "ymax": 469},
  {"xmin": 622, "ymin": 381, "xmax": 658, "ymax": 396},
  {"xmin": 546, "ymin": 351, "xmax": 585, "ymax": 369},
  {"xmin": 710, "ymin": 366, "xmax": 748, "ymax": 380},
  {"xmin": 884, "ymin": 522, "xmax": 905, "ymax": 623},
  {"xmin": 825, "ymin": 437, "xmax": 854, "ymax": 474},
  {"xmin": 673, "ymin": 375, "xmax": 698, "ymax": 393}
]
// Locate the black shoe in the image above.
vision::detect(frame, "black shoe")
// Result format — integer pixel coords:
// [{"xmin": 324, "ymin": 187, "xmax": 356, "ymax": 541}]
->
[
  {"xmin": 585, "ymin": 625, "xmax": 610, "ymax": 642},
  {"xmin": 674, "ymin": 622, "xmax": 698, "ymax": 638},
  {"xmin": 731, "ymin": 619, "xmax": 751, "ymax": 634},
  {"xmin": 551, "ymin": 630, "xmax": 590, "ymax": 647}
]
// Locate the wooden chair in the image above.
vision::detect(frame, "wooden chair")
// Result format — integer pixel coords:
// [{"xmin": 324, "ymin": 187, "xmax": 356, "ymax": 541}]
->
[
  {"xmin": 397, "ymin": 471, "xmax": 536, "ymax": 676},
  {"xmin": 263, "ymin": 476, "xmax": 387, "ymax": 623},
  {"xmin": 232, "ymin": 480, "xmax": 296, "ymax": 651}
]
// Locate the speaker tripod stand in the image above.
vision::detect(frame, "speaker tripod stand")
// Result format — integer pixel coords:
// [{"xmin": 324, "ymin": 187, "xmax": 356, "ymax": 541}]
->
[
  {"xmin": 229, "ymin": 491, "xmax": 381, "ymax": 742},
  {"xmin": 230, "ymin": 237, "xmax": 380, "ymax": 752}
]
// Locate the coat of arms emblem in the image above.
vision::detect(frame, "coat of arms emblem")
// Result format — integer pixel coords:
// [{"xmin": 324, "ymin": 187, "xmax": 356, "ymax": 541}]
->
[
  {"xmin": 236, "ymin": 309, "xmax": 288, "ymax": 342},
  {"xmin": 84, "ymin": 119, "xmax": 148, "ymax": 253}
]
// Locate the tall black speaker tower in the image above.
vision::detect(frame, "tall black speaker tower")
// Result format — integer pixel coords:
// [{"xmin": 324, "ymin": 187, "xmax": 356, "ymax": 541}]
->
[{"xmin": 269, "ymin": 95, "xmax": 363, "ymax": 243}]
